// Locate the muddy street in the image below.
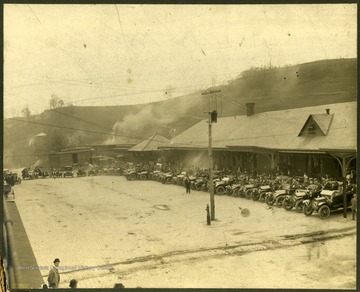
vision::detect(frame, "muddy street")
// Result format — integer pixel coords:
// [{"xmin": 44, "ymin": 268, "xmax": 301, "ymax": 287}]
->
[{"xmin": 14, "ymin": 176, "xmax": 356, "ymax": 289}]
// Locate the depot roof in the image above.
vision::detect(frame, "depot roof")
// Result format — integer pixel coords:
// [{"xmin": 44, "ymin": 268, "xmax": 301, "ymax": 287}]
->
[
  {"xmin": 128, "ymin": 133, "xmax": 171, "ymax": 152},
  {"xmin": 165, "ymin": 101, "xmax": 357, "ymax": 153}
]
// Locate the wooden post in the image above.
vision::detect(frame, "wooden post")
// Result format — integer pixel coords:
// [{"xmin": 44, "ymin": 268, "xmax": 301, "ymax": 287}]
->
[
  {"xmin": 342, "ymin": 156, "xmax": 347, "ymax": 218},
  {"xmin": 202, "ymin": 90, "xmax": 221, "ymax": 221}
]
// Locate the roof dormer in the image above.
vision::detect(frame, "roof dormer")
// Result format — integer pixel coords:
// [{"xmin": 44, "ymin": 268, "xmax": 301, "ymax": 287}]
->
[{"xmin": 298, "ymin": 113, "xmax": 333, "ymax": 137}]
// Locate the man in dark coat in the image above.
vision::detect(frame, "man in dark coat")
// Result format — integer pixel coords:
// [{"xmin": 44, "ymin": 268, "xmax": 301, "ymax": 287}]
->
[
  {"xmin": 184, "ymin": 176, "xmax": 191, "ymax": 193},
  {"xmin": 48, "ymin": 258, "xmax": 61, "ymax": 288},
  {"xmin": 351, "ymin": 194, "xmax": 357, "ymax": 220}
]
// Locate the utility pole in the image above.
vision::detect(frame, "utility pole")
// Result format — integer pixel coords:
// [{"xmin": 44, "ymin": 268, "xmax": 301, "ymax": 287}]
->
[{"xmin": 201, "ymin": 89, "xmax": 221, "ymax": 220}]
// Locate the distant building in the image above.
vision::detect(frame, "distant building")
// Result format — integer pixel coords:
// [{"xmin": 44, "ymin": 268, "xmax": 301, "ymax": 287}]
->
[
  {"xmin": 161, "ymin": 101, "xmax": 356, "ymax": 178},
  {"xmin": 128, "ymin": 133, "xmax": 171, "ymax": 163},
  {"xmin": 89, "ymin": 144, "xmax": 136, "ymax": 163},
  {"xmin": 48, "ymin": 147, "xmax": 92, "ymax": 168}
]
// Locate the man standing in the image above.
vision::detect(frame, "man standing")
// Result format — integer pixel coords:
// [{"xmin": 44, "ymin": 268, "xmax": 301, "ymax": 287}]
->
[
  {"xmin": 48, "ymin": 258, "xmax": 60, "ymax": 288},
  {"xmin": 351, "ymin": 194, "xmax": 357, "ymax": 220},
  {"xmin": 184, "ymin": 176, "xmax": 191, "ymax": 194}
]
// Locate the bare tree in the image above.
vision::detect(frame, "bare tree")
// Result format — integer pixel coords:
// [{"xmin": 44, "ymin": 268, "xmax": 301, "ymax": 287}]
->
[
  {"xmin": 49, "ymin": 94, "xmax": 65, "ymax": 109},
  {"xmin": 21, "ymin": 105, "xmax": 31, "ymax": 118}
]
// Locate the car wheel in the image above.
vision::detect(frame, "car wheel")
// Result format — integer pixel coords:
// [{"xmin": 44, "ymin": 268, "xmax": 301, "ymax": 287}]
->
[
  {"xmin": 283, "ymin": 198, "xmax": 293, "ymax": 211},
  {"xmin": 319, "ymin": 205, "xmax": 331, "ymax": 219},
  {"xmin": 295, "ymin": 200, "xmax": 304, "ymax": 213},
  {"xmin": 196, "ymin": 184, "xmax": 203, "ymax": 191},
  {"xmin": 238, "ymin": 189, "xmax": 246, "ymax": 198},
  {"xmin": 245, "ymin": 189, "xmax": 253, "ymax": 200},
  {"xmin": 139, "ymin": 174, "xmax": 147, "ymax": 181},
  {"xmin": 303, "ymin": 205, "xmax": 314, "ymax": 216},
  {"xmin": 252, "ymin": 190, "xmax": 260, "ymax": 201},
  {"xmin": 265, "ymin": 195, "xmax": 276, "ymax": 206},
  {"xmin": 216, "ymin": 186, "xmax": 226, "ymax": 195},
  {"xmin": 232, "ymin": 188, "xmax": 239, "ymax": 197},
  {"xmin": 275, "ymin": 196, "xmax": 285, "ymax": 207}
]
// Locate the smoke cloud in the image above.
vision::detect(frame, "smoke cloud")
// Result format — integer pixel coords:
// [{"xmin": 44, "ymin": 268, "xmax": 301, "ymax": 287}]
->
[{"xmin": 105, "ymin": 104, "xmax": 178, "ymax": 144}]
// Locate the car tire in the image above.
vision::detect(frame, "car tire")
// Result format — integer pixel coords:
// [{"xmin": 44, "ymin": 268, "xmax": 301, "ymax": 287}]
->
[
  {"xmin": 303, "ymin": 204, "xmax": 314, "ymax": 216},
  {"xmin": 275, "ymin": 196, "xmax": 285, "ymax": 207},
  {"xmin": 283, "ymin": 198, "xmax": 293, "ymax": 211},
  {"xmin": 245, "ymin": 189, "xmax": 253, "ymax": 200},
  {"xmin": 319, "ymin": 205, "xmax": 331, "ymax": 219},
  {"xmin": 265, "ymin": 195, "xmax": 276, "ymax": 206},
  {"xmin": 238, "ymin": 189, "xmax": 246, "ymax": 198},
  {"xmin": 216, "ymin": 186, "xmax": 226, "ymax": 195},
  {"xmin": 252, "ymin": 190, "xmax": 260, "ymax": 201},
  {"xmin": 295, "ymin": 200, "xmax": 304, "ymax": 213},
  {"xmin": 232, "ymin": 188, "xmax": 240, "ymax": 197}
]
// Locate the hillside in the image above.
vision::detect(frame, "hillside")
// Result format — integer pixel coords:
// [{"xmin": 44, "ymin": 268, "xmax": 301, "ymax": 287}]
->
[{"xmin": 3, "ymin": 58, "xmax": 357, "ymax": 168}]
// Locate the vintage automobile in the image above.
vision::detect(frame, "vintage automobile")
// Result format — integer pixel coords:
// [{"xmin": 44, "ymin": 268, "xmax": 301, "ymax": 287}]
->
[
  {"xmin": 4, "ymin": 170, "xmax": 21, "ymax": 185},
  {"xmin": 34, "ymin": 168, "xmax": 49, "ymax": 178},
  {"xmin": 63, "ymin": 166, "xmax": 74, "ymax": 178},
  {"xmin": 251, "ymin": 185, "xmax": 272, "ymax": 202},
  {"xmin": 21, "ymin": 168, "xmax": 35, "ymax": 180},
  {"xmin": 283, "ymin": 184, "xmax": 322, "ymax": 212},
  {"xmin": 303, "ymin": 186, "xmax": 355, "ymax": 219},
  {"xmin": 175, "ymin": 172, "xmax": 187, "ymax": 186},
  {"xmin": 215, "ymin": 176, "xmax": 236, "ymax": 195},
  {"xmin": 51, "ymin": 169, "xmax": 63, "ymax": 178},
  {"xmin": 137, "ymin": 170, "xmax": 149, "ymax": 181},
  {"xmin": 77, "ymin": 168, "xmax": 87, "ymax": 177}
]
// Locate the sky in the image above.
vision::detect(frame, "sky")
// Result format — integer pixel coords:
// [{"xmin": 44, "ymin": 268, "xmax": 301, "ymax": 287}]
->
[{"xmin": 4, "ymin": 4, "xmax": 357, "ymax": 118}]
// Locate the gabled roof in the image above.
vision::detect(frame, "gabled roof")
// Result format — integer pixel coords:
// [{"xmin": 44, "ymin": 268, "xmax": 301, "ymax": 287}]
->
[
  {"xmin": 128, "ymin": 133, "xmax": 171, "ymax": 152},
  {"xmin": 298, "ymin": 114, "xmax": 333, "ymax": 136},
  {"xmin": 311, "ymin": 114, "xmax": 334, "ymax": 135},
  {"xmin": 167, "ymin": 101, "xmax": 356, "ymax": 152}
]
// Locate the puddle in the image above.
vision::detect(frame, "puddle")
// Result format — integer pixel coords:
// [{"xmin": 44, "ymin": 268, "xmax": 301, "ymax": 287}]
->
[
  {"xmin": 153, "ymin": 205, "xmax": 170, "ymax": 211},
  {"xmin": 233, "ymin": 231, "xmax": 246, "ymax": 236}
]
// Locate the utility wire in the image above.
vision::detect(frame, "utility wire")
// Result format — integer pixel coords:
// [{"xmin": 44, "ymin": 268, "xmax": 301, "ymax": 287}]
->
[
  {"xmin": 220, "ymin": 94, "xmax": 301, "ymax": 125},
  {"xmin": 9, "ymin": 118, "xmax": 143, "ymax": 141},
  {"xmin": 49, "ymin": 108, "xmax": 113, "ymax": 132}
]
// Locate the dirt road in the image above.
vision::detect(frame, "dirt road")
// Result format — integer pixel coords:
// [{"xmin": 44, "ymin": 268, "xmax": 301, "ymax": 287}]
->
[{"xmin": 14, "ymin": 176, "xmax": 356, "ymax": 289}]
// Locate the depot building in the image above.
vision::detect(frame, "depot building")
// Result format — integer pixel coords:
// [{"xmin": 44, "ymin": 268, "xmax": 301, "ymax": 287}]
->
[{"xmin": 160, "ymin": 101, "xmax": 357, "ymax": 179}]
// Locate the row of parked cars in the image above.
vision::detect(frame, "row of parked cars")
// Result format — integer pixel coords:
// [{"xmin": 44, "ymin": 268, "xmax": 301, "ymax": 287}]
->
[
  {"xmin": 123, "ymin": 168, "xmax": 356, "ymax": 220},
  {"xmin": 21, "ymin": 166, "xmax": 76, "ymax": 179},
  {"xmin": 20, "ymin": 165, "xmax": 125, "ymax": 180}
]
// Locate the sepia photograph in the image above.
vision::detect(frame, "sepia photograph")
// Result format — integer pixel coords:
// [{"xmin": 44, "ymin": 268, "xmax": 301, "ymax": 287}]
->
[{"xmin": 2, "ymin": 2, "xmax": 357, "ymax": 290}]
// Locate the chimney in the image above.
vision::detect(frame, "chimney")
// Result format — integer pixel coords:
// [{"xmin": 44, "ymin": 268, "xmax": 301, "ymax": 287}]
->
[
  {"xmin": 246, "ymin": 103, "xmax": 255, "ymax": 116},
  {"xmin": 326, "ymin": 108, "xmax": 330, "ymax": 115}
]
